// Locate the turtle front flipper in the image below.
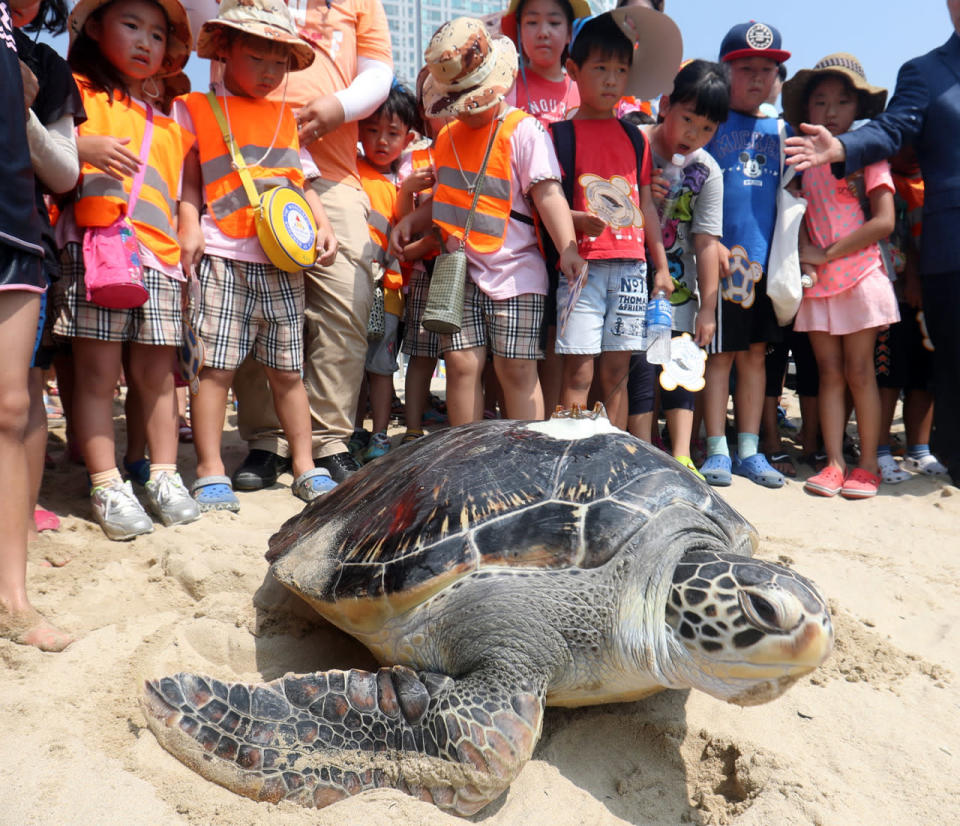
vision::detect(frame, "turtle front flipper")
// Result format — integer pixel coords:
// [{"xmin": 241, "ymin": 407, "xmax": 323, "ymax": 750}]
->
[{"xmin": 142, "ymin": 665, "xmax": 545, "ymax": 816}]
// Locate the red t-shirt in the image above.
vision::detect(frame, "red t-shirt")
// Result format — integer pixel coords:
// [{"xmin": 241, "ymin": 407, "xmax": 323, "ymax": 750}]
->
[
  {"xmin": 571, "ymin": 119, "xmax": 652, "ymax": 260},
  {"xmin": 506, "ymin": 70, "xmax": 579, "ymax": 126}
]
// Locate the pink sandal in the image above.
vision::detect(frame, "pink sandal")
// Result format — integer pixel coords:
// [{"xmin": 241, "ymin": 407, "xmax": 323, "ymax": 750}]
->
[
  {"xmin": 804, "ymin": 466, "xmax": 844, "ymax": 497},
  {"xmin": 840, "ymin": 467, "xmax": 881, "ymax": 499}
]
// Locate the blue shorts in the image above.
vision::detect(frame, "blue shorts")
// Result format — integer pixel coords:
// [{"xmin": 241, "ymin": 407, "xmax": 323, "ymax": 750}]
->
[{"xmin": 555, "ymin": 258, "xmax": 647, "ymax": 354}]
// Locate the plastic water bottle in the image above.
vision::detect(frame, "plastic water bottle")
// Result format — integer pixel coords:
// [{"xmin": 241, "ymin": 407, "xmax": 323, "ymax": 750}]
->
[
  {"xmin": 657, "ymin": 153, "xmax": 686, "ymax": 222},
  {"xmin": 645, "ymin": 290, "xmax": 673, "ymax": 365}
]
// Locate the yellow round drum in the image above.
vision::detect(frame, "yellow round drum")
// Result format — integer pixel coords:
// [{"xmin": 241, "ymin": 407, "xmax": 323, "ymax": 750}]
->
[{"xmin": 256, "ymin": 185, "xmax": 318, "ymax": 273}]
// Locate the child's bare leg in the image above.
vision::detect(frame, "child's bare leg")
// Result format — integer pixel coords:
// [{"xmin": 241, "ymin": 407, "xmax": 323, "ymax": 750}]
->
[
  {"xmin": 539, "ymin": 326, "xmax": 563, "ymax": 418},
  {"xmin": 666, "ymin": 407, "xmax": 694, "ymax": 459},
  {"xmin": 704, "ymin": 352, "xmax": 734, "ymax": 441},
  {"xmin": 0, "ymin": 292, "xmax": 71, "ymax": 651},
  {"xmin": 560, "ymin": 354, "xmax": 594, "ymax": 410},
  {"xmin": 71, "ymin": 338, "xmax": 123, "ymax": 473},
  {"xmin": 902, "ymin": 388, "xmax": 934, "ymax": 447},
  {"xmin": 879, "ymin": 385, "xmax": 899, "ymax": 448},
  {"xmin": 732, "ymin": 343, "xmax": 767, "ymax": 440},
  {"xmin": 367, "ymin": 372, "xmax": 394, "ymax": 435},
  {"xmin": 192, "ymin": 367, "xmax": 233, "ymax": 479},
  {"xmin": 494, "ymin": 356, "xmax": 544, "ymax": 421},
  {"xmin": 444, "ymin": 347, "xmax": 485, "ymax": 426},
  {"xmin": 122, "ymin": 345, "xmax": 148, "ymax": 465},
  {"xmin": 127, "ymin": 343, "xmax": 178, "ymax": 467},
  {"xmin": 354, "ymin": 375, "xmax": 369, "ymax": 431},
  {"xmin": 403, "ymin": 355, "xmax": 437, "ymax": 432},
  {"xmin": 809, "ymin": 332, "xmax": 846, "ymax": 472},
  {"xmin": 597, "ymin": 351, "xmax": 631, "ymax": 429},
  {"xmin": 25, "ymin": 368, "xmax": 46, "ymax": 541},
  {"xmin": 842, "ymin": 328, "xmax": 881, "ymax": 475},
  {"xmin": 263, "ymin": 366, "xmax": 314, "ymax": 480}
]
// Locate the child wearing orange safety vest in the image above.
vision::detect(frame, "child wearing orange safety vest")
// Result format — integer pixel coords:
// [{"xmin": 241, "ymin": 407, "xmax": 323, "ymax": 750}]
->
[
  {"xmin": 174, "ymin": 0, "xmax": 338, "ymax": 513},
  {"xmin": 391, "ymin": 18, "xmax": 585, "ymax": 426},
  {"xmin": 54, "ymin": 0, "xmax": 200, "ymax": 540},
  {"xmin": 349, "ymin": 82, "xmax": 421, "ymax": 464}
]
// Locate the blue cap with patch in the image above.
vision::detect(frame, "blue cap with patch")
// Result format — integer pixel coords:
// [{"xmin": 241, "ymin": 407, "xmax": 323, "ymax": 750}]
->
[{"xmin": 719, "ymin": 21, "xmax": 790, "ymax": 64}]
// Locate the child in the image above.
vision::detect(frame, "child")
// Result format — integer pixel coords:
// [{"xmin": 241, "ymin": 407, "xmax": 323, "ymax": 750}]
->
[
  {"xmin": 501, "ymin": 0, "xmax": 587, "ymax": 126},
  {"xmin": 0, "ymin": 0, "xmax": 72, "ymax": 650},
  {"xmin": 391, "ymin": 17, "xmax": 585, "ymax": 426},
  {"xmin": 175, "ymin": 0, "xmax": 338, "ymax": 511},
  {"xmin": 781, "ymin": 54, "xmax": 899, "ymax": 498},
  {"xmin": 875, "ymin": 148, "xmax": 948, "ymax": 481},
  {"xmin": 353, "ymin": 81, "xmax": 420, "ymax": 462},
  {"xmin": 551, "ymin": 9, "xmax": 678, "ymax": 429},
  {"xmin": 14, "ymin": 0, "xmax": 85, "ymax": 538},
  {"xmin": 627, "ymin": 59, "xmax": 729, "ymax": 471},
  {"xmin": 700, "ymin": 21, "xmax": 792, "ymax": 489},
  {"xmin": 397, "ymin": 66, "xmax": 444, "ymax": 445},
  {"xmin": 55, "ymin": 0, "xmax": 199, "ymax": 539}
]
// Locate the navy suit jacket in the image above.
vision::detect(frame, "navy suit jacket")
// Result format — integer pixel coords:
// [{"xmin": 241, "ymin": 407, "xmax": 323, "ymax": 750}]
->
[{"xmin": 840, "ymin": 33, "xmax": 960, "ymax": 275}]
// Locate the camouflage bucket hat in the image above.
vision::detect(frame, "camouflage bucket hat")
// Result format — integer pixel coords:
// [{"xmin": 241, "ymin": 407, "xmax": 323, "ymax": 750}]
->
[
  {"xmin": 197, "ymin": 0, "xmax": 315, "ymax": 72},
  {"xmin": 422, "ymin": 17, "xmax": 519, "ymax": 118},
  {"xmin": 68, "ymin": 0, "xmax": 193, "ymax": 77}
]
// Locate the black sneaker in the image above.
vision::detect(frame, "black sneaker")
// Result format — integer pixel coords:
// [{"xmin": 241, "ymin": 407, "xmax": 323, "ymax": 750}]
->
[
  {"xmin": 232, "ymin": 449, "xmax": 291, "ymax": 491},
  {"xmin": 314, "ymin": 451, "xmax": 362, "ymax": 483}
]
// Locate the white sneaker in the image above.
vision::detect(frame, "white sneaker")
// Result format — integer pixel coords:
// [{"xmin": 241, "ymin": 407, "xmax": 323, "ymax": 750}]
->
[
  {"xmin": 877, "ymin": 454, "xmax": 910, "ymax": 484},
  {"xmin": 902, "ymin": 454, "xmax": 948, "ymax": 475},
  {"xmin": 91, "ymin": 479, "xmax": 154, "ymax": 541},
  {"xmin": 144, "ymin": 471, "xmax": 202, "ymax": 527}
]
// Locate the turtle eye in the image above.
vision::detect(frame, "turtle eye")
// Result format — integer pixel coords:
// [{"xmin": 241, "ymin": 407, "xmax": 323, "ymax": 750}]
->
[{"xmin": 739, "ymin": 590, "xmax": 789, "ymax": 632}]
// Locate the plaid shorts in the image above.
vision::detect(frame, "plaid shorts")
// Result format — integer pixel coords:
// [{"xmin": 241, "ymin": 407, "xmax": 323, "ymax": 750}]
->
[
  {"xmin": 401, "ymin": 265, "xmax": 441, "ymax": 359},
  {"xmin": 198, "ymin": 254, "xmax": 305, "ymax": 372},
  {"xmin": 53, "ymin": 242, "xmax": 182, "ymax": 346},
  {"xmin": 441, "ymin": 279, "xmax": 544, "ymax": 360}
]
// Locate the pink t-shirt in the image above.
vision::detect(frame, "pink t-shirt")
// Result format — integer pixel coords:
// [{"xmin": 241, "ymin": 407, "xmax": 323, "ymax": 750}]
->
[
  {"xmin": 439, "ymin": 110, "xmax": 560, "ymax": 300},
  {"xmin": 506, "ymin": 70, "xmax": 579, "ymax": 126},
  {"xmin": 801, "ymin": 160, "xmax": 894, "ymax": 298}
]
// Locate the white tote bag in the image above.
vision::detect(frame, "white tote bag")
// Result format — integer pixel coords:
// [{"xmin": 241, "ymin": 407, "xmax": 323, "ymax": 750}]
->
[{"xmin": 766, "ymin": 119, "xmax": 808, "ymax": 326}]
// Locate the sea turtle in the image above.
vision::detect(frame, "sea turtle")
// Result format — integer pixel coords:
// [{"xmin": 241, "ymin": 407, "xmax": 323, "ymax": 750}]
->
[{"xmin": 142, "ymin": 415, "xmax": 833, "ymax": 816}]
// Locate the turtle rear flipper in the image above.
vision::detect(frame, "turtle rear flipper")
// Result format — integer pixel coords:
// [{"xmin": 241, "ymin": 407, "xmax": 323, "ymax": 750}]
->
[{"xmin": 142, "ymin": 665, "xmax": 545, "ymax": 816}]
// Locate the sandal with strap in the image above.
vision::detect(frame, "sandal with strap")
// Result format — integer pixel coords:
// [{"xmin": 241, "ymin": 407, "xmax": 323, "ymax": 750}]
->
[
  {"xmin": 840, "ymin": 467, "xmax": 881, "ymax": 499},
  {"xmin": 877, "ymin": 454, "xmax": 910, "ymax": 484},
  {"xmin": 733, "ymin": 453, "xmax": 785, "ymax": 489},
  {"xmin": 675, "ymin": 455, "xmax": 705, "ymax": 481},
  {"xmin": 804, "ymin": 465, "xmax": 844, "ymax": 497},
  {"xmin": 292, "ymin": 468, "xmax": 337, "ymax": 503},
  {"xmin": 190, "ymin": 475, "xmax": 240, "ymax": 512},
  {"xmin": 700, "ymin": 453, "xmax": 732, "ymax": 486}
]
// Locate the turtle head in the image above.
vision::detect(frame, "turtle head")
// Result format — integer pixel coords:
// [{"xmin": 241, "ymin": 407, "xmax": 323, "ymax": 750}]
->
[{"xmin": 663, "ymin": 550, "xmax": 833, "ymax": 706}]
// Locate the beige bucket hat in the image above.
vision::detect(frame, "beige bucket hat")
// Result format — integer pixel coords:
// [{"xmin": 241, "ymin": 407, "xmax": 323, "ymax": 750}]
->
[
  {"xmin": 196, "ymin": 0, "xmax": 315, "ymax": 72},
  {"xmin": 781, "ymin": 53, "xmax": 887, "ymax": 127},
  {"xmin": 68, "ymin": 0, "xmax": 192, "ymax": 77},
  {"xmin": 421, "ymin": 17, "xmax": 519, "ymax": 119}
]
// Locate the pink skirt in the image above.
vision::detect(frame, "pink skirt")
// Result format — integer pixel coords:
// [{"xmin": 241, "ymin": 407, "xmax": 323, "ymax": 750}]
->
[{"xmin": 794, "ymin": 268, "xmax": 900, "ymax": 335}]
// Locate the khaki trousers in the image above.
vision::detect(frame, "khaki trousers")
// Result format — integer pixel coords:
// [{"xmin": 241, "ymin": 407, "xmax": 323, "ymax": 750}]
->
[{"xmin": 234, "ymin": 180, "xmax": 374, "ymax": 459}]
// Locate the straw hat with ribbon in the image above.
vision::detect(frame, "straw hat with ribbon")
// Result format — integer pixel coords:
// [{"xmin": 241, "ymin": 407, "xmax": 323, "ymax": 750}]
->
[
  {"xmin": 781, "ymin": 53, "xmax": 887, "ymax": 127},
  {"xmin": 421, "ymin": 17, "xmax": 519, "ymax": 119},
  {"xmin": 196, "ymin": 0, "xmax": 315, "ymax": 72},
  {"xmin": 68, "ymin": 0, "xmax": 192, "ymax": 77}
]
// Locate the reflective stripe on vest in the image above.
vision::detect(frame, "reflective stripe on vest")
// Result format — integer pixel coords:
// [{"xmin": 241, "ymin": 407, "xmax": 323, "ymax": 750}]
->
[
  {"xmin": 431, "ymin": 108, "xmax": 527, "ymax": 253},
  {"xmin": 358, "ymin": 157, "xmax": 402, "ymax": 289},
  {"xmin": 73, "ymin": 81, "xmax": 186, "ymax": 265},
  {"xmin": 183, "ymin": 92, "xmax": 305, "ymax": 239}
]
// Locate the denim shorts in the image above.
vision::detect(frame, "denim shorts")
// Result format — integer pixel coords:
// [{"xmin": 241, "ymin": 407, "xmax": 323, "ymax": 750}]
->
[{"xmin": 555, "ymin": 258, "xmax": 648, "ymax": 354}]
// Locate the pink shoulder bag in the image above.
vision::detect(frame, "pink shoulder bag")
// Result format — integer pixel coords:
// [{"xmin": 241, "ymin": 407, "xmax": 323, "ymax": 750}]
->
[{"xmin": 81, "ymin": 103, "xmax": 154, "ymax": 309}]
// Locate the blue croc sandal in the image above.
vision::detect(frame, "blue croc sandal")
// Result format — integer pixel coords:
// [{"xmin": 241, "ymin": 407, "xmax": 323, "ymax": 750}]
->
[
  {"xmin": 190, "ymin": 475, "xmax": 240, "ymax": 512},
  {"xmin": 700, "ymin": 454, "xmax": 732, "ymax": 486},
  {"xmin": 292, "ymin": 468, "xmax": 337, "ymax": 503},
  {"xmin": 733, "ymin": 453, "xmax": 785, "ymax": 489}
]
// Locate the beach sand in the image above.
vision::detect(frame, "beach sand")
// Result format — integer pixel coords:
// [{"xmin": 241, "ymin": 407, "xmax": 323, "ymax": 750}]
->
[{"xmin": 3, "ymin": 390, "xmax": 959, "ymax": 825}]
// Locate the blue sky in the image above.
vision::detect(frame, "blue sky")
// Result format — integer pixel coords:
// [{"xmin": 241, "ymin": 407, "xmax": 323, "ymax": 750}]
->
[{"xmin": 39, "ymin": 0, "xmax": 953, "ymax": 106}]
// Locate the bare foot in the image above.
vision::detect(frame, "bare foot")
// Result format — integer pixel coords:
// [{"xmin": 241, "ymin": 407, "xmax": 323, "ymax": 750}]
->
[{"xmin": 0, "ymin": 606, "xmax": 74, "ymax": 652}]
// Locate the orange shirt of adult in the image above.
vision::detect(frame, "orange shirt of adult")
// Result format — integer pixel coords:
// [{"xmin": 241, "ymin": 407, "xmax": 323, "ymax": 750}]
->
[{"xmin": 273, "ymin": 0, "xmax": 393, "ymax": 190}]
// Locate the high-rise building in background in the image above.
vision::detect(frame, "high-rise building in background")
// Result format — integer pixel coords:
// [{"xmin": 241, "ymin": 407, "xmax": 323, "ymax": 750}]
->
[{"xmin": 384, "ymin": 1, "xmax": 506, "ymax": 87}]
